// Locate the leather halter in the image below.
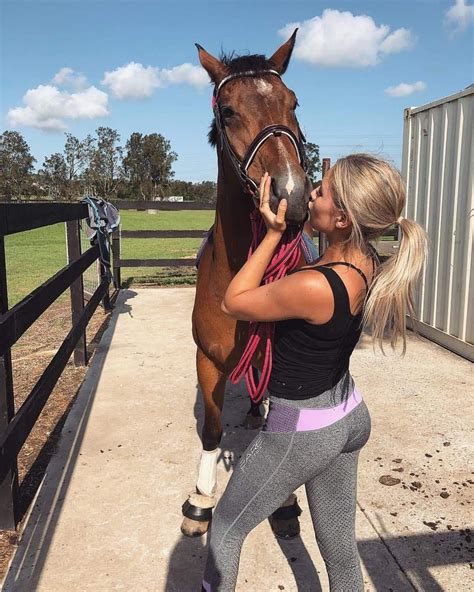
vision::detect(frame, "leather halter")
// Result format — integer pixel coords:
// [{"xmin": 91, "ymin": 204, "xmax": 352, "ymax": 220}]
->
[{"xmin": 213, "ymin": 69, "xmax": 308, "ymax": 196}]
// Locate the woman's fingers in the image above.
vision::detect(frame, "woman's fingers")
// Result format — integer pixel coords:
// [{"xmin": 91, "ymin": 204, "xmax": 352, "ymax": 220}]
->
[
  {"xmin": 276, "ymin": 198, "xmax": 287, "ymax": 225},
  {"xmin": 259, "ymin": 172, "xmax": 267, "ymax": 199},
  {"xmin": 259, "ymin": 173, "xmax": 287, "ymax": 233},
  {"xmin": 259, "ymin": 172, "xmax": 271, "ymax": 208}
]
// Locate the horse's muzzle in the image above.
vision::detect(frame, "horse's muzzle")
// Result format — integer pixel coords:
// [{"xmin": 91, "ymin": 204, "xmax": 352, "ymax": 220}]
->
[{"xmin": 271, "ymin": 173, "xmax": 312, "ymax": 226}]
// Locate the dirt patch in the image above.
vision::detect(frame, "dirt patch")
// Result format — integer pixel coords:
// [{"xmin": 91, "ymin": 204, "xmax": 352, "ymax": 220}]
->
[{"xmin": 0, "ymin": 297, "xmax": 111, "ymax": 580}]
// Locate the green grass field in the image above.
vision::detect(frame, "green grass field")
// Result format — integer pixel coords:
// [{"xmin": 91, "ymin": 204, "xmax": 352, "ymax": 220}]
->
[{"xmin": 5, "ymin": 210, "xmax": 215, "ymax": 306}]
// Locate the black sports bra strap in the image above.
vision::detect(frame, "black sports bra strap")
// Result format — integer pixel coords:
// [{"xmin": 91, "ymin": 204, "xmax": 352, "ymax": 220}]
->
[{"xmin": 321, "ymin": 262, "xmax": 369, "ymax": 293}]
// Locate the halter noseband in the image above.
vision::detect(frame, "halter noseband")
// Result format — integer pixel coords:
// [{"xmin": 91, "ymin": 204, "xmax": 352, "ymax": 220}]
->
[{"xmin": 213, "ymin": 69, "xmax": 308, "ymax": 196}]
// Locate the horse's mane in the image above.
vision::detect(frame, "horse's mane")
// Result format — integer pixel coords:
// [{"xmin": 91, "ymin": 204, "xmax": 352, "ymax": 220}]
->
[{"xmin": 208, "ymin": 53, "xmax": 275, "ymax": 147}]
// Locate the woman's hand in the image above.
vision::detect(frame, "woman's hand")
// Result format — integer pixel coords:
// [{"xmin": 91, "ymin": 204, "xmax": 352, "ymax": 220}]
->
[{"xmin": 259, "ymin": 172, "xmax": 287, "ymax": 236}]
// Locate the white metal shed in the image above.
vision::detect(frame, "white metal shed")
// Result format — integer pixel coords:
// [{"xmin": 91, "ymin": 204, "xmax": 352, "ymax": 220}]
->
[{"xmin": 401, "ymin": 86, "xmax": 473, "ymax": 361}]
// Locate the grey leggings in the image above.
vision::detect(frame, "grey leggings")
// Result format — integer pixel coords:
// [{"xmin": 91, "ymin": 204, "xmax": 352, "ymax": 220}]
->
[{"xmin": 203, "ymin": 375, "xmax": 371, "ymax": 591}]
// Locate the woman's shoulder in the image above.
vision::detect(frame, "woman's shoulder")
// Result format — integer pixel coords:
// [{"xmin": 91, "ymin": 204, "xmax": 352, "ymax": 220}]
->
[{"xmin": 283, "ymin": 267, "xmax": 337, "ymax": 324}]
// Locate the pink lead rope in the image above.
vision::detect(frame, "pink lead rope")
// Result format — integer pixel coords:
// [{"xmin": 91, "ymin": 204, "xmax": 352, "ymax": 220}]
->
[{"xmin": 228, "ymin": 210, "xmax": 304, "ymax": 403}]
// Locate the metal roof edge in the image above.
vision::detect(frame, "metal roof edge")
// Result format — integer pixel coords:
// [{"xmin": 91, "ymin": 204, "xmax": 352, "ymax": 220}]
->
[{"xmin": 405, "ymin": 85, "xmax": 474, "ymax": 116}]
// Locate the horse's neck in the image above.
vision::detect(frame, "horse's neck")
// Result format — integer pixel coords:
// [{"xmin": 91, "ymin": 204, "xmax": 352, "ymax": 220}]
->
[{"xmin": 212, "ymin": 171, "xmax": 254, "ymax": 274}]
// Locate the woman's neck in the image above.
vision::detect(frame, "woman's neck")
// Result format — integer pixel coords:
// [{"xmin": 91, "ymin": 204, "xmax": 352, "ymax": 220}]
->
[{"xmin": 318, "ymin": 240, "xmax": 370, "ymax": 266}]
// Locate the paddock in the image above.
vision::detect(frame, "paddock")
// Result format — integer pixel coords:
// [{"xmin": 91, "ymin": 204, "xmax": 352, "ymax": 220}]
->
[{"xmin": 1, "ymin": 287, "xmax": 471, "ymax": 592}]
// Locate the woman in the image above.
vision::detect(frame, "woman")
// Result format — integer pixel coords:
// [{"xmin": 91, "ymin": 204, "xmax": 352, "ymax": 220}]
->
[{"xmin": 202, "ymin": 154, "xmax": 428, "ymax": 591}]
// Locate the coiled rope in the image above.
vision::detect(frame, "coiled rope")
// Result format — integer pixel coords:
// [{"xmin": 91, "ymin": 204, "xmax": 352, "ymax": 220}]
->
[{"xmin": 228, "ymin": 210, "xmax": 304, "ymax": 402}]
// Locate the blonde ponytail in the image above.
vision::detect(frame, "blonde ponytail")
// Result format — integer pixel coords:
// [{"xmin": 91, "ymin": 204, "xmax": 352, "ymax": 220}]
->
[
  {"xmin": 329, "ymin": 154, "xmax": 428, "ymax": 352},
  {"xmin": 363, "ymin": 217, "xmax": 428, "ymax": 353}
]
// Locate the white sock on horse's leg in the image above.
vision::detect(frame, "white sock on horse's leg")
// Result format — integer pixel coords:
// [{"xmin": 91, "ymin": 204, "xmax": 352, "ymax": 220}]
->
[{"xmin": 197, "ymin": 448, "xmax": 220, "ymax": 497}]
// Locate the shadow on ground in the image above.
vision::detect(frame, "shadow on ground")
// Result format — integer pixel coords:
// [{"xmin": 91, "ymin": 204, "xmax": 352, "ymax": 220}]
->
[{"xmin": 2, "ymin": 290, "xmax": 138, "ymax": 591}]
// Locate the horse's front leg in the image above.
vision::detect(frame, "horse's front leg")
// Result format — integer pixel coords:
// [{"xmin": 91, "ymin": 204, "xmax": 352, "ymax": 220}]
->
[{"xmin": 181, "ymin": 347, "xmax": 227, "ymax": 537}]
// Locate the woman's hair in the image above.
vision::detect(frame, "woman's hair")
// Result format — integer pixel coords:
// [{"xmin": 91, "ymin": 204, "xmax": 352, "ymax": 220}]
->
[{"xmin": 328, "ymin": 153, "xmax": 428, "ymax": 353}]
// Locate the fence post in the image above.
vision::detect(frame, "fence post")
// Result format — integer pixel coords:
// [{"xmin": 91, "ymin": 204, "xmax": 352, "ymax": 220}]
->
[
  {"xmin": 0, "ymin": 236, "xmax": 19, "ymax": 530},
  {"xmin": 319, "ymin": 158, "xmax": 331, "ymax": 255},
  {"xmin": 112, "ymin": 232, "xmax": 121, "ymax": 289},
  {"xmin": 66, "ymin": 221, "xmax": 88, "ymax": 366}
]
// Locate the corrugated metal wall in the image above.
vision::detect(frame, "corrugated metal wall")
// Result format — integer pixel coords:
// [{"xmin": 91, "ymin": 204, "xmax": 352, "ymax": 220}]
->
[{"xmin": 401, "ymin": 86, "xmax": 473, "ymax": 361}]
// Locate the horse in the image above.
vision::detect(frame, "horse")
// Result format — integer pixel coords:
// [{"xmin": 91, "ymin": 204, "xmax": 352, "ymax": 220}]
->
[{"xmin": 181, "ymin": 30, "xmax": 313, "ymax": 538}]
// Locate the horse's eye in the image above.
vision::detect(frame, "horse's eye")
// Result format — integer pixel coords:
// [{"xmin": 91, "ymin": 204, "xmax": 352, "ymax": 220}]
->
[
  {"xmin": 221, "ymin": 106, "xmax": 235, "ymax": 119},
  {"xmin": 293, "ymin": 100, "xmax": 300, "ymax": 110}
]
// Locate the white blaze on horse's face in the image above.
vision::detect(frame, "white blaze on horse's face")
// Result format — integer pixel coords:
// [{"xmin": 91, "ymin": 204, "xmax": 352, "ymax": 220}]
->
[
  {"xmin": 254, "ymin": 78, "xmax": 273, "ymax": 97},
  {"xmin": 277, "ymin": 140, "xmax": 296, "ymax": 196},
  {"xmin": 285, "ymin": 161, "xmax": 296, "ymax": 195}
]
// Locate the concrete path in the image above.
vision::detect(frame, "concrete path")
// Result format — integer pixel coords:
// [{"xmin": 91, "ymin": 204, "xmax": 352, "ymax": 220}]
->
[{"xmin": 2, "ymin": 288, "xmax": 472, "ymax": 592}]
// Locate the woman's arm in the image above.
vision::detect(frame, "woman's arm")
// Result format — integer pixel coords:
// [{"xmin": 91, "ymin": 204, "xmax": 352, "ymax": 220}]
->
[{"xmin": 221, "ymin": 268, "xmax": 331, "ymax": 323}]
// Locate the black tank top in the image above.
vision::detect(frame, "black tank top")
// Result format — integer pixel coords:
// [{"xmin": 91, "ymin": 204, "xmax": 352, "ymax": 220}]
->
[{"xmin": 268, "ymin": 262, "xmax": 370, "ymax": 400}]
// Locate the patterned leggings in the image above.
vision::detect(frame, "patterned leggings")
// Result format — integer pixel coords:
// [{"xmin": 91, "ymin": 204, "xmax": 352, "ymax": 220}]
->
[{"xmin": 202, "ymin": 376, "xmax": 371, "ymax": 591}]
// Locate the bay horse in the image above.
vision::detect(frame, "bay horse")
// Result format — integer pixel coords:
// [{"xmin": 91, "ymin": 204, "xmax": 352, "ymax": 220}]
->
[{"xmin": 182, "ymin": 30, "xmax": 313, "ymax": 537}]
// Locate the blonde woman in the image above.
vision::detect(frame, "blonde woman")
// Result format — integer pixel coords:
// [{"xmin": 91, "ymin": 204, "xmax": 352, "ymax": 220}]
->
[{"xmin": 202, "ymin": 154, "xmax": 428, "ymax": 592}]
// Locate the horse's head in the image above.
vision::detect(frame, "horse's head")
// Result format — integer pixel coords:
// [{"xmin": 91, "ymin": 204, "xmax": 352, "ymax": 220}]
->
[{"xmin": 196, "ymin": 30, "xmax": 311, "ymax": 227}]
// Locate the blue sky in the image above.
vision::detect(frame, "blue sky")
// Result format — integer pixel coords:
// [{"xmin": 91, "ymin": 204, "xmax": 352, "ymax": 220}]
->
[{"xmin": 1, "ymin": 0, "xmax": 473, "ymax": 182}]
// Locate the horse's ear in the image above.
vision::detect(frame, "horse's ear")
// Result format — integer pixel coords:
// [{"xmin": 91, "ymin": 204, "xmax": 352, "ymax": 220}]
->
[
  {"xmin": 269, "ymin": 29, "xmax": 298, "ymax": 75},
  {"xmin": 195, "ymin": 44, "xmax": 227, "ymax": 84}
]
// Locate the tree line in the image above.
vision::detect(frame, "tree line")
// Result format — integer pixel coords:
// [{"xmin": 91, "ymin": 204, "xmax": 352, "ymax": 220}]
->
[{"xmin": 0, "ymin": 129, "xmax": 321, "ymax": 204}]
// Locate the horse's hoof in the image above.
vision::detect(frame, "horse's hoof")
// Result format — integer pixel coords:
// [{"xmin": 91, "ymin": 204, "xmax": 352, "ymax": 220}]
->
[
  {"xmin": 181, "ymin": 516, "xmax": 211, "ymax": 537},
  {"xmin": 181, "ymin": 494, "xmax": 214, "ymax": 537},
  {"xmin": 269, "ymin": 515, "xmax": 301, "ymax": 540},
  {"xmin": 244, "ymin": 414, "xmax": 265, "ymax": 430},
  {"xmin": 269, "ymin": 494, "xmax": 302, "ymax": 539}
]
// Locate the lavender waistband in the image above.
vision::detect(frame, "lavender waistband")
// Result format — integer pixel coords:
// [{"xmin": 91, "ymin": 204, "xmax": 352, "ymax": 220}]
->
[{"xmin": 265, "ymin": 388, "xmax": 362, "ymax": 433}]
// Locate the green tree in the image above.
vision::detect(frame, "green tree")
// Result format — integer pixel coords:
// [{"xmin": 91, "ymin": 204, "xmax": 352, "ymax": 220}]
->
[
  {"xmin": 0, "ymin": 130, "xmax": 36, "ymax": 200},
  {"xmin": 84, "ymin": 127, "xmax": 122, "ymax": 197},
  {"xmin": 123, "ymin": 132, "xmax": 177, "ymax": 199},
  {"xmin": 64, "ymin": 132, "xmax": 93, "ymax": 198},
  {"xmin": 40, "ymin": 153, "xmax": 68, "ymax": 198},
  {"xmin": 64, "ymin": 133, "xmax": 82, "ymax": 181},
  {"xmin": 305, "ymin": 142, "xmax": 321, "ymax": 184},
  {"xmin": 191, "ymin": 181, "xmax": 217, "ymax": 204}
]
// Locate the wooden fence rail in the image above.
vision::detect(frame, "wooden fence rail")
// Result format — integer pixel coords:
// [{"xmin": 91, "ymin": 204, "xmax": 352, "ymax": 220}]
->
[
  {"xmin": 0, "ymin": 202, "xmax": 110, "ymax": 530},
  {"xmin": 109, "ymin": 196, "xmax": 399, "ymax": 286},
  {"xmin": 110, "ymin": 201, "xmax": 212, "ymax": 287}
]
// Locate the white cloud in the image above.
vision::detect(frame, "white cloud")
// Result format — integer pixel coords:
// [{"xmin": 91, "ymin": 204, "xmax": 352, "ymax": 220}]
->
[
  {"xmin": 279, "ymin": 9, "xmax": 415, "ymax": 67},
  {"xmin": 379, "ymin": 28, "xmax": 415, "ymax": 54},
  {"xmin": 159, "ymin": 63, "xmax": 209, "ymax": 87},
  {"xmin": 102, "ymin": 61, "xmax": 208, "ymax": 99},
  {"xmin": 384, "ymin": 81, "xmax": 427, "ymax": 97},
  {"xmin": 102, "ymin": 62, "xmax": 161, "ymax": 99},
  {"xmin": 7, "ymin": 84, "xmax": 109, "ymax": 131},
  {"xmin": 444, "ymin": 0, "xmax": 474, "ymax": 34},
  {"xmin": 52, "ymin": 67, "xmax": 88, "ymax": 90}
]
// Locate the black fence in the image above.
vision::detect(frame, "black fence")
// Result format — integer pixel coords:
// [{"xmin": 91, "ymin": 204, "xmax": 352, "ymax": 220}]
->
[
  {"xmin": 0, "ymin": 202, "xmax": 111, "ymax": 530},
  {"xmin": 110, "ymin": 200, "xmax": 214, "ymax": 287}
]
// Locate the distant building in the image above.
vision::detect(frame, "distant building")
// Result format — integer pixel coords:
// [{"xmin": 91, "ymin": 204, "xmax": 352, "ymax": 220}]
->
[{"xmin": 166, "ymin": 195, "xmax": 184, "ymax": 202}]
